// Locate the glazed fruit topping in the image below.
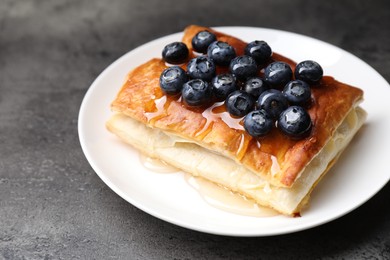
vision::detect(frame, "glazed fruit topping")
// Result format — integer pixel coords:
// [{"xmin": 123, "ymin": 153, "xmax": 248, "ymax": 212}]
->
[
  {"xmin": 244, "ymin": 109, "xmax": 273, "ymax": 137},
  {"xmin": 295, "ymin": 60, "xmax": 323, "ymax": 84},
  {"xmin": 245, "ymin": 40, "xmax": 272, "ymax": 65},
  {"xmin": 211, "ymin": 74, "xmax": 237, "ymax": 102},
  {"xmin": 158, "ymin": 33, "xmax": 324, "ymax": 139},
  {"xmin": 182, "ymin": 79, "xmax": 212, "ymax": 107},
  {"xmin": 229, "ymin": 55, "xmax": 258, "ymax": 81},
  {"xmin": 264, "ymin": 61, "xmax": 293, "ymax": 88},
  {"xmin": 257, "ymin": 89, "xmax": 289, "ymax": 119},
  {"xmin": 283, "ymin": 80, "xmax": 311, "ymax": 106},
  {"xmin": 187, "ymin": 56, "xmax": 216, "ymax": 81},
  {"xmin": 278, "ymin": 106, "xmax": 312, "ymax": 138},
  {"xmin": 159, "ymin": 66, "xmax": 188, "ymax": 95},
  {"xmin": 226, "ymin": 90, "xmax": 255, "ymax": 117},
  {"xmin": 207, "ymin": 41, "xmax": 236, "ymax": 66},
  {"xmin": 162, "ymin": 42, "xmax": 189, "ymax": 64},
  {"xmin": 192, "ymin": 30, "xmax": 217, "ymax": 54},
  {"xmin": 244, "ymin": 77, "xmax": 268, "ymax": 98}
]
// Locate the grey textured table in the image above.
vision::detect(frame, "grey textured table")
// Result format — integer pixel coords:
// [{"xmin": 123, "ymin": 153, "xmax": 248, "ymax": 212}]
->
[{"xmin": 1, "ymin": 0, "xmax": 389, "ymax": 259}]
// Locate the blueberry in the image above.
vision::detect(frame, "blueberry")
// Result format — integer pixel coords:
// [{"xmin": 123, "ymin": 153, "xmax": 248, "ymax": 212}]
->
[
  {"xmin": 159, "ymin": 66, "xmax": 188, "ymax": 95},
  {"xmin": 283, "ymin": 80, "xmax": 311, "ymax": 106},
  {"xmin": 244, "ymin": 77, "xmax": 268, "ymax": 98},
  {"xmin": 186, "ymin": 56, "xmax": 216, "ymax": 81},
  {"xmin": 245, "ymin": 40, "xmax": 272, "ymax": 65},
  {"xmin": 192, "ymin": 30, "xmax": 217, "ymax": 54},
  {"xmin": 207, "ymin": 41, "xmax": 236, "ymax": 66},
  {"xmin": 244, "ymin": 109, "xmax": 274, "ymax": 137},
  {"xmin": 229, "ymin": 55, "xmax": 258, "ymax": 81},
  {"xmin": 226, "ymin": 90, "xmax": 255, "ymax": 117},
  {"xmin": 162, "ymin": 42, "xmax": 189, "ymax": 64},
  {"xmin": 182, "ymin": 79, "xmax": 212, "ymax": 107},
  {"xmin": 264, "ymin": 61, "xmax": 293, "ymax": 87},
  {"xmin": 278, "ymin": 106, "xmax": 312, "ymax": 138},
  {"xmin": 295, "ymin": 60, "xmax": 323, "ymax": 84},
  {"xmin": 257, "ymin": 89, "xmax": 288, "ymax": 119},
  {"xmin": 211, "ymin": 74, "xmax": 237, "ymax": 101}
]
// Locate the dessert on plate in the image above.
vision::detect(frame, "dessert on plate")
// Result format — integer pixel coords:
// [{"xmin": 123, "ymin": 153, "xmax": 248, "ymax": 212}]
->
[{"xmin": 106, "ymin": 25, "xmax": 366, "ymax": 216}]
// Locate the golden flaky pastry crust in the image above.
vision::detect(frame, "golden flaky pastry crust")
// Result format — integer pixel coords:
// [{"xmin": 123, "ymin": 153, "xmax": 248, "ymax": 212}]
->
[{"xmin": 110, "ymin": 25, "xmax": 364, "ymax": 187}]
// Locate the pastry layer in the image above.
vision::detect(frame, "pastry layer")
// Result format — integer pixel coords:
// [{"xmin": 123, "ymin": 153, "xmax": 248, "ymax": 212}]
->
[
  {"xmin": 106, "ymin": 106, "xmax": 366, "ymax": 215},
  {"xmin": 111, "ymin": 25, "xmax": 364, "ymax": 187}
]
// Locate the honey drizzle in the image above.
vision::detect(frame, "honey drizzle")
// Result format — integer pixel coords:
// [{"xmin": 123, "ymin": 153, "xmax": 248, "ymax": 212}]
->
[
  {"xmin": 236, "ymin": 134, "xmax": 250, "ymax": 160},
  {"xmin": 237, "ymin": 134, "xmax": 246, "ymax": 156},
  {"xmin": 270, "ymin": 155, "xmax": 281, "ymax": 176},
  {"xmin": 144, "ymin": 95, "xmax": 168, "ymax": 123},
  {"xmin": 195, "ymin": 104, "xmax": 217, "ymax": 138},
  {"xmin": 196, "ymin": 101, "xmax": 245, "ymax": 138}
]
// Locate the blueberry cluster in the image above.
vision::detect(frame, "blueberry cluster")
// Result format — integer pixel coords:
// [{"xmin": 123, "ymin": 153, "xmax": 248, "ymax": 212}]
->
[{"xmin": 159, "ymin": 30, "xmax": 323, "ymax": 139}]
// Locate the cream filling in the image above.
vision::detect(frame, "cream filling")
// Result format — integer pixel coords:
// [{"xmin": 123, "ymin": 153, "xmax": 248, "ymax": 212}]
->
[{"xmin": 106, "ymin": 106, "xmax": 366, "ymax": 215}]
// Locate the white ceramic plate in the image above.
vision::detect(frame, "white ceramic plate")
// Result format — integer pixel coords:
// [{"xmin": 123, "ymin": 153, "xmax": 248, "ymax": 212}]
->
[{"xmin": 78, "ymin": 27, "xmax": 390, "ymax": 236}]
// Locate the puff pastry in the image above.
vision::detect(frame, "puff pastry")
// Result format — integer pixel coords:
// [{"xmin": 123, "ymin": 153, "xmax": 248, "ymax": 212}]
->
[{"xmin": 106, "ymin": 25, "xmax": 366, "ymax": 215}]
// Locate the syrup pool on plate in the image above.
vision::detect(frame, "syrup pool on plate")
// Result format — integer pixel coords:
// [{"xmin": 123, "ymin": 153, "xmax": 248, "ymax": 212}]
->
[
  {"xmin": 185, "ymin": 174, "xmax": 279, "ymax": 217},
  {"xmin": 139, "ymin": 153, "xmax": 179, "ymax": 173},
  {"xmin": 139, "ymin": 153, "xmax": 278, "ymax": 217}
]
